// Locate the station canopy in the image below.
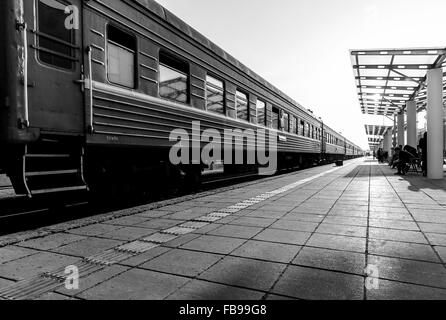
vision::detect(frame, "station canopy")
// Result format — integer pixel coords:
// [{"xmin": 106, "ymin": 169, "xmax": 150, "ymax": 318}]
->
[
  {"xmin": 364, "ymin": 124, "xmax": 393, "ymax": 136},
  {"xmin": 368, "ymin": 137, "xmax": 383, "ymax": 150},
  {"xmin": 351, "ymin": 47, "xmax": 446, "ymax": 116}
]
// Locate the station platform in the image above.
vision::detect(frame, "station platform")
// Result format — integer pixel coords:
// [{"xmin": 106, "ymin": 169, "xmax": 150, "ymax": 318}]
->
[{"xmin": 0, "ymin": 158, "xmax": 446, "ymax": 300}]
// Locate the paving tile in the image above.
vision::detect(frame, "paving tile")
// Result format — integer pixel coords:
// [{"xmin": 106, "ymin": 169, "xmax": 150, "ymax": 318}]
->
[
  {"xmin": 316, "ymin": 223, "xmax": 367, "ymax": 238},
  {"xmin": 265, "ymin": 294, "xmax": 298, "ymax": 300},
  {"xmin": 135, "ymin": 210, "xmax": 172, "ymax": 218},
  {"xmin": 368, "ymin": 255, "xmax": 446, "ymax": 289},
  {"xmin": 323, "ymin": 216, "xmax": 368, "ymax": 227},
  {"xmin": 307, "ymin": 233, "xmax": 366, "ymax": 253},
  {"xmin": 418, "ymin": 223, "xmax": 446, "ymax": 234},
  {"xmin": 425, "ymin": 233, "xmax": 446, "ymax": 246},
  {"xmin": 181, "ymin": 235, "xmax": 246, "ymax": 255},
  {"xmin": 329, "ymin": 210, "xmax": 368, "ymax": 218},
  {"xmin": 369, "ymin": 206, "xmax": 408, "ymax": 213},
  {"xmin": 0, "ymin": 252, "xmax": 80, "ymax": 281},
  {"xmin": 140, "ymin": 249, "xmax": 222, "ymax": 277},
  {"xmin": 189, "ymin": 223, "xmax": 221, "ymax": 235},
  {"xmin": 246, "ymin": 210, "xmax": 288, "ymax": 219},
  {"xmin": 35, "ymin": 292, "xmax": 77, "ymax": 300},
  {"xmin": 369, "ymin": 239, "xmax": 440, "ymax": 263},
  {"xmin": 199, "ymin": 256, "xmax": 286, "ymax": 292},
  {"xmin": 293, "ymin": 247, "xmax": 366, "ymax": 275},
  {"xmin": 282, "ymin": 213, "xmax": 325, "ymax": 223},
  {"xmin": 137, "ymin": 218, "xmax": 183, "ymax": 230},
  {"xmin": 254, "ymin": 229, "xmax": 311, "ymax": 246},
  {"xmin": 434, "ymin": 246, "xmax": 446, "ymax": 263},
  {"xmin": 119, "ymin": 247, "xmax": 171, "ymax": 267},
  {"xmin": 369, "ymin": 228, "xmax": 428, "ymax": 244},
  {"xmin": 270, "ymin": 220, "xmax": 318, "ymax": 232},
  {"xmin": 208, "ymin": 225, "xmax": 263, "ymax": 239},
  {"xmin": 291, "ymin": 207, "xmax": 331, "ymax": 215},
  {"xmin": 272, "ymin": 265, "xmax": 364, "ymax": 300},
  {"xmin": 52, "ymin": 238, "xmax": 124, "ymax": 258},
  {"xmin": 367, "ymin": 279, "xmax": 446, "ymax": 300},
  {"xmin": 67, "ymin": 224, "xmax": 124, "ymax": 237},
  {"xmin": 369, "ymin": 219, "xmax": 419, "ymax": 231},
  {"xmin": 231, "ymin": 240, "xmax": 301, "ymax": 264},
  {"xmin": 162, "ymin": 233, "xmax": 201, "ymax": 248},
  {"xmin": 0, "ymin": 246, "xmax": 39, "ymax": 265},
  {"xmin": 104, "ymin": 216, "xmax": 150, "ymax": 227},
  {"xmin": 78, "ymin": 269, "xmax": 190, "ymax": 300},
  {"xmin": 0, "ymin": 278, "xmax": 15, "ymax": 290},
  {"xmin": 56, "ymin": 265, "xmax": 130, "ymax": 296},
  {"xmin": 168, "ymin": 280, "xmax": 264, "ymax": 300},
  {"xmin": 165, "ymin": 210, "xmax": 208, "ymax": 221},
  {"xmin": 369, "ymin": 212, "xmax": 413, "ymax": 221},
  {"xmin": 228, "ymin": 217, "xmax": 275, "ymax": 228},
  {"xmin": 99, "ymin": 226, "xmax": 157, "ymax": 241},
  {"xmin": 18, "ymin": 233, "xmax": 86, "ymax": 251}
]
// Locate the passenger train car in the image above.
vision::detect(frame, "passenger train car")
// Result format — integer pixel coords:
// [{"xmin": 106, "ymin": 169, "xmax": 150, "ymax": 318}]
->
[{"xmin": 0, "ymin": 0, "xmax": 362, "ymax": 197}]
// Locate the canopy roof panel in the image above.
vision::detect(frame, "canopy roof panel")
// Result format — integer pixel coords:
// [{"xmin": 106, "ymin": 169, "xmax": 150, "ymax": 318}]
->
[
  {"xmin": 350, "ymin": 47, "xmax": 446, "ymax": 116},
  {"xmin": 365, "ymin": 125, "xmax": 393, "ymax": 136}
]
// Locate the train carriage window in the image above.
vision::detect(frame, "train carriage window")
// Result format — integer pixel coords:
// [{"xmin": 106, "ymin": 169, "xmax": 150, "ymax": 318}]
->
[
  {"xmin": 283, "ymin": 113, "xmax": 290, "ymax": 132},
  {"xmin": 256, "ymin": 100, "xmax": 266, "ymax": 126},
  {"xmin": 107, "ymin": 25, "xmax": 136, "ymax": 88},
  {"xmin": 37, "ymin": 0, "xmax": 75, "ymax": 69},
  {"xmin": 304, "ymin": 123, "xmax": 309, "ymax": 137},
  {"xmin": 159, "ymin": 52, "xmax": 189, "ymax": 103},
  {"xmin": 294, "ymin": 117, "xmax": 299, "ymax": 135},
  {"xmin": 271, "ymin": 107, "xmax": 280, "ymax": 130},
  {"xmin": 300, "ymin": 120, "xmax": 305, "ymax": 136},
  {"xmin": 291, "ymin": 116, "xmax": 297, "ymax": 134},
  {"xmin": 235, "ymin": 90, "xmax": 249, "ymax": 121},
  {"xmin": 206, "ymin": 75, "xmax": 225, "ymax": 114}
]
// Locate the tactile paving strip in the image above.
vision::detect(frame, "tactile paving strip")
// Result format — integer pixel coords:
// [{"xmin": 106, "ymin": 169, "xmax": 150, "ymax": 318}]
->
[
  {"xmin": 115, "ymin": 241, "xmax": 159, "ymax": 254},
  {"xmin": 162, "ymin": 226, "xmax": 196, "ymax": 235},
  {"xmin": 142, "ymin": 233, "xmax": 177, "ymax": 244}
]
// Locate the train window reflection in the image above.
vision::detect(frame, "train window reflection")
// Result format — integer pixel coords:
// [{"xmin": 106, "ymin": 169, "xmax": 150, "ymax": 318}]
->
[
  {"xmin": 236, "ymin": 90, "xmax": 249, "ymax": 121},
  {"xmin": 256, "ymin": 100, "xmax": 266, "ymax": 126},
  {"xmin": 107, "ymin": 25, "xmax": 136, "ymax": 88},
  {"xmin": 206, "ymin": 75, "xmax": 225, "ymax": 114},
  {"xmin": 159, "ymin": 52, "xmax": 189, "ymax": 103},
  {"xmin": 283, "ymin": 113, "xmax": 290, "ymax": 132},
  {"xmin": 38, "ymin": 0, "xmax": 75, "ymax": 69},
  {"xmin": 272, "ymin": 107, "xmax": 280, "ymax": 130}
]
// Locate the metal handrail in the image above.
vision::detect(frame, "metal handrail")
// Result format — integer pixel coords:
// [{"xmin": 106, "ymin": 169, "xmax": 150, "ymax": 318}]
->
[
  {"xmin": 87, "ymin": 46, "xmax": 94, "ymax": 133},
  {"xmin": 17, "ymin": 20, "xmax": 29, "ymax": 128}
]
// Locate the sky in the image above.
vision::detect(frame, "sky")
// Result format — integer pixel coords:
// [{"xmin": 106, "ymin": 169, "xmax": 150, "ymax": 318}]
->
[{"xmin": 155, "ymin": 0, "xmax": 446, "ymax": 150}]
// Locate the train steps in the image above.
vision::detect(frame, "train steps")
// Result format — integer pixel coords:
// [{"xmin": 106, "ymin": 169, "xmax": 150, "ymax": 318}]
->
[{"xmin": 13, "ymin": 139, "xmax": 88, "ymax": 197}]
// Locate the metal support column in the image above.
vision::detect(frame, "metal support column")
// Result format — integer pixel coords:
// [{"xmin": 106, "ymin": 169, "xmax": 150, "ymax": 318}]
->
[
  {"xmin": 406, "ymin": 100, "xmax": 417, "ymax": 148},
  {"xmin": 397, "ymin": 112, "xmax": 405, "ymax": 147},
  {"xmin": 426, "ymin": 68, "xmax": 444, "ymax": 179},
  {"xmin": 393, "ymin": 115, "xmax": 397, "ymax": 152}
]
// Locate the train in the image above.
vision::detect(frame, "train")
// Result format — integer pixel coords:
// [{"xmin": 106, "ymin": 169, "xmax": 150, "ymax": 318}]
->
[{"xmin": 0, "ymin": 0, "xmax": 363, "ymax": 198}]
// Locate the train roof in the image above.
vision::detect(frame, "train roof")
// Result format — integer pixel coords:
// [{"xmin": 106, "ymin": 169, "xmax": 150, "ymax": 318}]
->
[{"xmin": 133, "ymin": 0, "xmax": 312, "ymax": 115}]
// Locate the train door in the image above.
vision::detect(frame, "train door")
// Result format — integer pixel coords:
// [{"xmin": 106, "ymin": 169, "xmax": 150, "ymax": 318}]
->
[{"xmin": 24, "ymin": 0, "xmax": 84, "ymax": 134}]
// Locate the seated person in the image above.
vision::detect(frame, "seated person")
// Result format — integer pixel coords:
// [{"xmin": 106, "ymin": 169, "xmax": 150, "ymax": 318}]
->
[
  {"xmin": 390, "ymin": 148, "xmax": 399, "ymax": 168},
  {"xmin": 395, "ymin": 147, "xmax": 412, "ymax": 175},
  {"xmin": 403, "ymin": 145, "xmax": 418, "ymax": 158}
]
